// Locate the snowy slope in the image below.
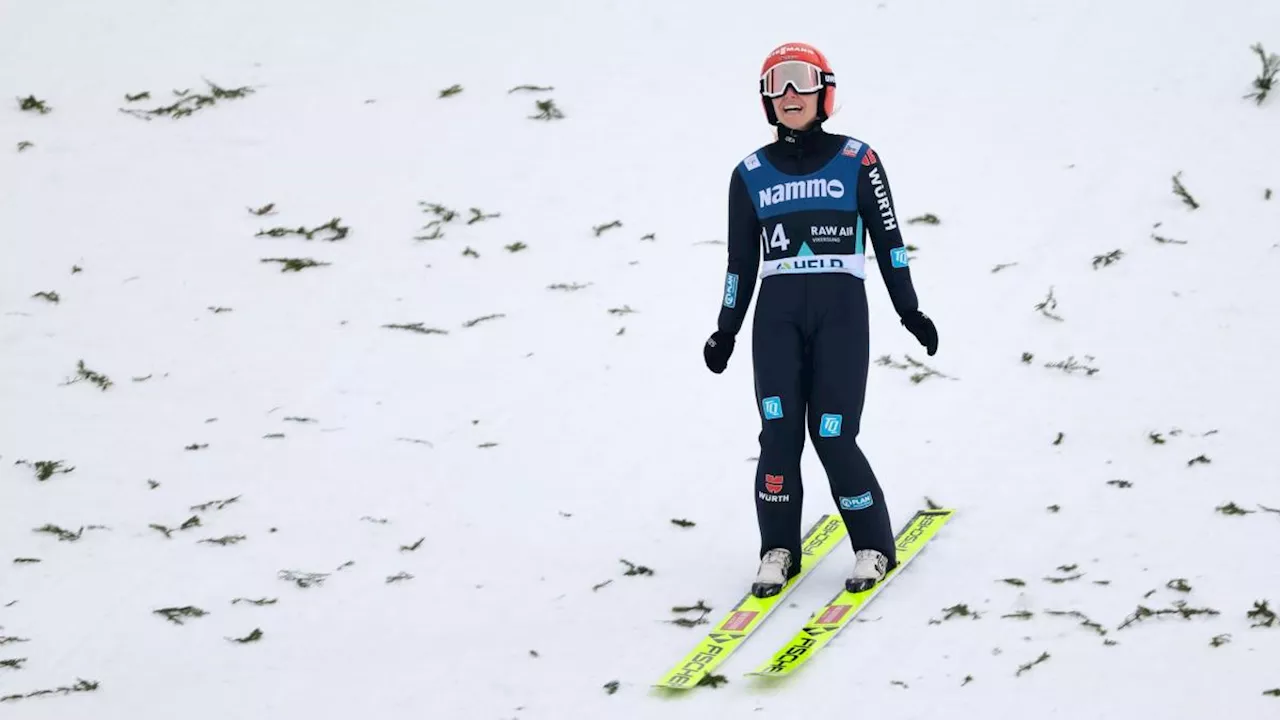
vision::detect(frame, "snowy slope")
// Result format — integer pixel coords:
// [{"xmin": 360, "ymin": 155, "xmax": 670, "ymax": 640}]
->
[{"xmin": 3, "ymin": 0, "xmax": 1280, "ymax": 718}]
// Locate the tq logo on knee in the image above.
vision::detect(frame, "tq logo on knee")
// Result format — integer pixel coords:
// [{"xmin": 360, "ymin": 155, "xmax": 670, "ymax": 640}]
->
[
  {"xmin": 819, "ymin": 413, "xmax": 842, "ymax": 437},
  {"xmin": 762, "ymin": 396, "xmax": 783, "ymax": 419}
]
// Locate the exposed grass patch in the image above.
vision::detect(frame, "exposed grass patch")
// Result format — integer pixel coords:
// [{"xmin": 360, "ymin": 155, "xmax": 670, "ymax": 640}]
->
[
  {"xmin": 17, "ymin": 96, "xmax": 52, "ymax": 114},
  {"xmin": 669, "ymin": 600, "xmax": 713, "ymax": 628},
  {"xmin": 1172, "ymin": 172, "xmax": 1199, "ymax": 209},
  {"xmin": 0, "ymin": 678, "xmax": 99, "ymax": 703},
  {"xmin": 119, "ymin": 80, "xmax": 254, "ymax": 120},
  {"xmin": 620, "ymin": 559, "xmax": 653, "ymax": 576},
  {"xmin": 1045, "ymin": 355, "xmax": 1100, "ymax": 376},
  {"xmin": 383, "ymin": 323, "xmax": 448, "ymax": 335},
  {"xmin": 1118, "ymin": 601, "xmax": 1220, "ymax": 630},
  {"xmin": 594, "ymin": 220, "xmax": 622, "ymax": 236},
  {"xmin": 1244, "ymin": 42, "xmax": 1279, "ymax": 105},
  {"xmin": 227, "ymin": 628, "xmax": 263, "ymax": 643},
  {"xmin": 529, "ymin": 99, "xmax": 564, "ymax": 120},
  {"xmin": 62, "ymin": 360, "xmax": 112, "ymax": 390},
  {"xmin": 278, "ymin": 570, "xmax": 329, "ymax": 589},
  {"xmin": 462, "ymin": 314, "xmax": 504, "ymax": 328},
  {"xmin": 257, "ymin": 217, "xmax": 348, "ymax": 242},
  {"xmin": 199, "ymin": 535, "xmax": 247, "ymax": 546},
  {"xmin": 153, "ymin": 606, "xmax": 208, "ymax": 625},
  {"xmin": 1015, "ymin": 651, "xmax": 1050, "ymax": 677},
  {"xmin": 15, "ymin": 459, "xmax": 74, "ymax": 482},
  {"xmin": 1092, "ymin": 249, "xmax": 1124, "ymax": 269},
  {"xmin": 875, "ymin": 354, "xmax": 954, "ymax": 383},
  {"xmin": 1035, "ymin": 286, "xmax": 1064, "ymax": 321},
  {"xmin": 190, "ymin": 496, "xmax": 240, "ymax": 512},
  {"xmin": 260, "ymin": 257, "xmax": 330, "ymax": 272}
]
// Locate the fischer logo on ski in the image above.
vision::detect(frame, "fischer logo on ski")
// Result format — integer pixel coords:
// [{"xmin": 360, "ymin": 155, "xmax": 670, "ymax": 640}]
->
[
  {"xmin": 747, "ymin": 508, "xmax": 955, "ymax": 679},
  {"xmin": 653, "ymin": 514, "xmax": 848, "ymax": 689}
]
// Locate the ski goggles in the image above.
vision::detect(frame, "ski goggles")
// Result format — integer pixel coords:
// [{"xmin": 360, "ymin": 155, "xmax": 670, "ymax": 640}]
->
[{"xmin": 760, "ymin": 60, "xmax": 835, "ymax": 98}]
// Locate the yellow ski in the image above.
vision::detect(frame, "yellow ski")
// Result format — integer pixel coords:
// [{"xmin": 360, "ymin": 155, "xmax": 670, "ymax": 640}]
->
[
  {"xmin": 653, "ymin": 513, "xmax": 848, "ymax": 689},
  {"xmin": 746, "ymin": 508, "xmax": 955, "ymax": 679}
]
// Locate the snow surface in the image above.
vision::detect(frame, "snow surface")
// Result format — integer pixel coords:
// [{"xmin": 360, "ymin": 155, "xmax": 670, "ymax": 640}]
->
[{"xmin": 3, "ymin": 0, "xmax": 1280, "ymax": 717}]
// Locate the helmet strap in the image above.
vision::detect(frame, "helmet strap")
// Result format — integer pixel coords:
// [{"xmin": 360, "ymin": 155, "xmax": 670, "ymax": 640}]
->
[{"xmin": 762, "ymin": 95, "xmax": 778, "ymax": 125}]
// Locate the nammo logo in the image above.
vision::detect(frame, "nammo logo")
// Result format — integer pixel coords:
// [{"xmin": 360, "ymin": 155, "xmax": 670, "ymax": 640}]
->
[{"xmin": 759, "ymin": 178, "xmax": 845, "ymax": 207}]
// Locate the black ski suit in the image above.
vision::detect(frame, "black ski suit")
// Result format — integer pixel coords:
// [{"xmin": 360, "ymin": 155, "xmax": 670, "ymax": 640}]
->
[{"xmin": 707, "ymin": 123, "xmax": 934, "ymax": 575}]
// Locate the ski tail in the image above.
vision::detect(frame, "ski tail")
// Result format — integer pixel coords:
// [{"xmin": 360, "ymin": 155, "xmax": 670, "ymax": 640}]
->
[
  {"xmin": 746, "ymin": 508, "xmax": 955, "ymax": 679},
  {"xmin": 652, "ymin": 513, "xmax": 848, "ymax": 689}
]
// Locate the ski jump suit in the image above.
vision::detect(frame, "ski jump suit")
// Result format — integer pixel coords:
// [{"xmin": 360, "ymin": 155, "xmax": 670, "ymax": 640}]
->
[{"xmin": 714, "ymin": 125, "xmax": 922, "ymax": 574}]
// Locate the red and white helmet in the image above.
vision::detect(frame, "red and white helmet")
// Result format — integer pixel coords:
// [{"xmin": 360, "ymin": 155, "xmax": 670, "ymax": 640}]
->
[{"xmin": 759, "ymin": 42, "xmax": 836, "ymax": 124}]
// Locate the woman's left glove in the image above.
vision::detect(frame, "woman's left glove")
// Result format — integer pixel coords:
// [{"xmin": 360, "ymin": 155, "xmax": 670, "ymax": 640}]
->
[{"xmin": 901, "ymin": 310, "xmax": 938, "ymax": 356}]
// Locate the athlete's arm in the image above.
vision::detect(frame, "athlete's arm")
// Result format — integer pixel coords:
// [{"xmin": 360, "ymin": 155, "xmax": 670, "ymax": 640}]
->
[
  {"xmin": 858, "ymin": 149, "xmax": 920, "ymax": 317},
  {"xmin": 716, "ymin": 168, "xmax": 761, "ymax": 336}
]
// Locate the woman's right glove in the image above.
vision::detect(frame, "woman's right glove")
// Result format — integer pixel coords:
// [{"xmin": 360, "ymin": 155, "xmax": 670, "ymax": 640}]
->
[{"xmin": 703, "ymin": 331, "xmax": 735, "ymax": 374}]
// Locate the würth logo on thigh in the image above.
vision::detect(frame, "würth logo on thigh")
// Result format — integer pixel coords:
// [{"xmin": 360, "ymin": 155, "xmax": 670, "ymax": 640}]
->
[{"xmin": 759, "ymin": 474, "xmax": 790, "ymax": 503}]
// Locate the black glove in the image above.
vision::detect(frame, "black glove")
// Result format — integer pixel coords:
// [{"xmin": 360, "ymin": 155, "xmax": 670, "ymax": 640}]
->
[
  {"xmin": 703, "ymin": 331, "xmax": 735, "ymax": 373},
  {"xmin": 900, "ymin": 310, "xmax": 938, "ymax": 356}
]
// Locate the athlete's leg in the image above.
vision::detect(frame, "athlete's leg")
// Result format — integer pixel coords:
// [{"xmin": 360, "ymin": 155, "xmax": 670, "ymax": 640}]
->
[
  {"xmin": 805, "ymin": 280, "xmax": 896, "ymax": 567},
  {"xmin": 751, "ymin": 281, "xmax": 808, "ymax": 569}
]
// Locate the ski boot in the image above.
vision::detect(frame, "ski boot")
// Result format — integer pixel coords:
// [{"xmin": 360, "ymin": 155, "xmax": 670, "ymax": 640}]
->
[
  {"xmin": 845, "ymin": 549, "xmax": 888, "ymax": 593},
  {"xmin": 751, "ymin": 548, "xmax": 797, "ymax": 598}
]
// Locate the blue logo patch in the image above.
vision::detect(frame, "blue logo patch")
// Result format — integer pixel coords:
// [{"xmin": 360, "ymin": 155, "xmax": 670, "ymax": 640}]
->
[
  {"xmin": 890, "ymin": 247, "xmax": 909, "ymax": 268},
  {"xmin": 761, "ymin": 396, "xmax": 783, "ymax": 420},
  {"xmin": 819, "ymin": 413, "xmax": 843, "ymax": 437},
  {"xmin": 723, "ymin": 272, "xmax": 738, "ymax": 308},
  {"xmin": 839, "ymin": 492, "xmax": 873, "ymax": 511}
]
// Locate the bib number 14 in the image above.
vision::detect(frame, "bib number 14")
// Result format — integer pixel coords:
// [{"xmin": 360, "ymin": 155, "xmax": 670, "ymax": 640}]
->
[{"xmin": 761, "ymin": 223, "xmax": 791, "ymax": 253}]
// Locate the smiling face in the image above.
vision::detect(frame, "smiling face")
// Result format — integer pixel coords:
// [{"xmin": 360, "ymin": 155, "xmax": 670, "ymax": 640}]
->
[{"xmin": 771, "ymin": 87, "xmax": 819, "ymax": 130}]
